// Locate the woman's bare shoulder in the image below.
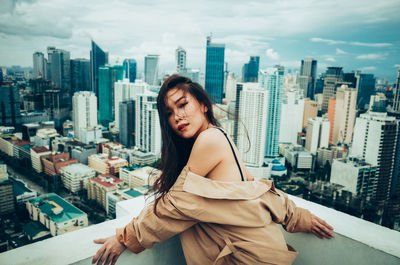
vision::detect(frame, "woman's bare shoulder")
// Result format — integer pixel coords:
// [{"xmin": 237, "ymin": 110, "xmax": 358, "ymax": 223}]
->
[{"xmin": 187, "ymin": 128, "xmax": 226, "ymax": 176}]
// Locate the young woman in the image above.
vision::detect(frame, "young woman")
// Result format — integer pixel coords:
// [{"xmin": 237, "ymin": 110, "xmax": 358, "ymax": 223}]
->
[{"xmin": 92, "ymin": 75, "xmax": 334, "ymax": 265}]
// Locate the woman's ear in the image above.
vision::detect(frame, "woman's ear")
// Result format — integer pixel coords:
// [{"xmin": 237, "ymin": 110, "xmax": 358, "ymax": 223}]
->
[{"xmin": 203, "ymin": 105, "xmax": 208, "ymax": 113}]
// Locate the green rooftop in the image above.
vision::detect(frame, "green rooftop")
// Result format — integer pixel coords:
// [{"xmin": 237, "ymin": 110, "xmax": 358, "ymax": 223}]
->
[
  {"xmin": 124, "ymin": 189, "xmax": 143, "ymax": 198},
  {"xmin": 11, "ymin": 177, "xmax": 34, "ymax": 197},
  {"xmin": 29, "ymin": 193, "xmax": 86, "ymax": 223},
  {"xmin": 23, "ymin": 221, "xmax": 49, "ymax": 238}
]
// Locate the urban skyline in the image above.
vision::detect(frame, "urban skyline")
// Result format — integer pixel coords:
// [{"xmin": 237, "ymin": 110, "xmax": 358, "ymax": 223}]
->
[{"xmin": 0, "ymin": 0, "xmax": 399, "ymax": 81}]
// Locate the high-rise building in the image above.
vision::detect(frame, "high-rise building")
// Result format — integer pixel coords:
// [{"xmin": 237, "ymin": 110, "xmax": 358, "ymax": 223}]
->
[
  {"xmin": 302, "ymin": 98, "xmax": 318, "ymax": 128},
  {"xmin": 48, "ymin": 48, "xmax": 70, "ymax": 90},
  {"xmin": 33, "ymin": 51, "xmax": 46, "ymax": 79},
  {"xmin": 242, "ymin": 56, "xmax": 260, "ymax": 82},
  {"xmin": 298, "ymin": 58, "xmax": 317, "ymax": 99},
  {"xmin": 351, "ymin": 112, "xmax": 399, "ymax": 201},
  {"xmin": 175, "ymin": 47, "xmax": 186, "ymax": 73},
  {"xmin": 0, "ymin": 162, "xmax": 15, "ymax": 215},
  {"xmin": 237, "ymin": 83, "xmax": 268, "ymax": 167},
  {"xmin": 0, "ymin": 85, "xmax": 21, "ymax": 126},
  {"xmin": 98, "ymin": 65, "xmax": 124, "ymax": 127},
  {"xmin": 321, "ymin": 67, "xmax": 343, "ymax": 113},
  {"xmin": 43, "ymin": 89, "xmax": 70, "ymax": 128},
  {"xmin": 119, "ymin": 100, "xmax": 135, "ymax": 148},
  {"xmin": 355, "ymin": 71, "xmax": 376, "ymax": 110},
  {"xmin": 71, "ymin": 58, "xmax": 90, "ymax": 93},
  {"xmin": 225, "ymin": 72, "xmax": 237, "ymax": 103},
  {"xmin": 123, "ymin": 59, "xmax": 137, "ymax": 83},
  {"xmin": 393, "ymin": 69, "xmax": 400, "ymax": 112},
  {"xmin": 279, "ymin": 90, "xmax": 304, "ymax": 144},
  {"xmin": 72, "ymin": 91, "xmax": 97, "ymax": 141},
  {"xmin": 144, "ymin": 55, "xmax": 159, "ymax": 86},
  {"xmin": 344, "ymin": 71, "xmax": 376, "ymax": 110},
  {"xmin": 305, "ymin": 116, "xmax": 330, "ymax": 154},
  {"xmin": 136, "ymin": 92, "xmax": 161, "ymax": 155},
  {"xmin": 205, "ymin": 36, "xmax": 225, "ymax": 104},
  {"xmin": 260, "ymin": 66, "xmax": 284, "ymax": 157},
  {"xmin": 90, "ymin": 41, "xmax": 109, "ymax": 98},
  {"xmin": 114, "ymin": 79, "xmax": 146, "ymax": 129},
  {"xmin": 331, "ymin": 157, "xmax": 377, "ymax": 199},
  {"xmin": 330, "ymin": 85, "xmax": 357, "ymax": 145},
  {"xmin": 46, "ymin": 46, "xmax": 56, "ymax": 81}
]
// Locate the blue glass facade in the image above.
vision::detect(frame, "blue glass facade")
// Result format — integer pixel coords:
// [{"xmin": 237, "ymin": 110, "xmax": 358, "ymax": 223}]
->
[
  {"xmin": 242, "ymin": 56, "xmax": 260, "ymax": 82},
  {"xmin": 123, "ymin": 59, "xmax": 137, "ymax": 83},
  {"xmin": 205, "ymin": 37, "xmax": 225, "ymax": 104},
  {"xmin": 90, "ymin": 41, "xmax": 108, "ymax": 100},
  {"xmin": 260, "ymin": 67, "xmax": 284, "ymax": 158},
  {"xmin": 98, "ymin": 65, "xmax": 124, "ymax": 127}
]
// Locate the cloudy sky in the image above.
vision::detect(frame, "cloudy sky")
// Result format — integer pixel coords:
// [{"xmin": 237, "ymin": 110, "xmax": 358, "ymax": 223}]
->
[{"xmin": 0, "ymin": 0, "xmax": 399, "ymax": 81}]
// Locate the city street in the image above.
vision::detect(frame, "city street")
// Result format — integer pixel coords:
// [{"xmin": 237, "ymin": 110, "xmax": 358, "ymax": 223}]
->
[{"xmin": 7, "ymin": 166, "xmax": 46, "ymax": 195}]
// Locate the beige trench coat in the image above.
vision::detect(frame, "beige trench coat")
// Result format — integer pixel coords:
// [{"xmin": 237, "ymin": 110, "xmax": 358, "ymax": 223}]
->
[{"xmin": 116, "ymin": 165, "xmax": 313, "ymax": 265}]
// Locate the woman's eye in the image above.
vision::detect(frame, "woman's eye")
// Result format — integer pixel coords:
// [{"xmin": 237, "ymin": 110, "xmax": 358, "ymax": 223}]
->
[{"xmin": 180, "ymin": 102, "xmax": 187, "ymax": 108}]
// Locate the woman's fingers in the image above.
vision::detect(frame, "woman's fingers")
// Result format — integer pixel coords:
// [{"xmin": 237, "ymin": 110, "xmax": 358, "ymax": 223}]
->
[
  {"xmin": 93, "ymin": 238, "xmax": 107, "ymax": 244},
  {"xmin": 92, "ymin": 245, "xmax": 106, "ymax": 264},
  {"xmin": 311, "ymin": 215, "xmax": 334, "ymax": 239}
]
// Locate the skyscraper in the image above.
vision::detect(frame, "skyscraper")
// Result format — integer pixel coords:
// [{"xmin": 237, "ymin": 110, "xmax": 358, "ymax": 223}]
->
[
  {"xmin": 242, "ymin": 56, "xmax": 260, "ymax": 82},
  {"xmin": 355, "ymin": 71, "xmax": 376, "ymax": 110},
  {"xmin": 114, "ymin": 79, "xmax": 145, "ymax": 129},
  {"xmin": 393, "ymin": 69, "xmax": 400, "ymax": 112},
  {"xmin": 71, "ymin": 58, "xmax": 90, "ymax": 93},
  {"xmin": 330, "ymin": 85, "xmax": 357, "ymax": 145},
  {"xmin": 90, "ymin": 41, "xmax": 108, "ymax": 99},
  {"xmin": 351, "ymin": 112, "xmax": 399, "ymax": 201},
  {"xmin": 0, "ymin": 85, "xmax": 21, "ymax": 126},
  {"xmin": 123, "ymin": 59, "xmax": 137, "ymax": 83},
  {"xmin": 279, "ymin": 90, "xmax": 304, "ymax": 144},
  {"xmin": 175, "ymin": 46, "xmax": 186, "ymax": 73},
  {"xmin": 298, "ymin": 58, "xmax": 317, "ymax": 99},
  {"xmin": 144, "ymin": 55, "xmax": 159, "ymax": 86},
  {"xmin": 305, "ymin": 116, "xmax": 330, "ymax": 154},
  {"xmin": 33, "ymin": 51, "xmax": 45, "ymax": 79},
  {"xmin": 98, "ymin": 65, "xmax": 124, "ymax": 127},
  {"xmin": 48, "ymin": 48, "xmax": 70, "ymax": 90},
  {"xmin": 119, "ymin": 100, "xmax": 135, "ymax": 148},
  {"xmin": 72, "ymin": 91, "xmax": 97, "ymax": 141},
  {"xmin": 136, "ymin": 92, "xmax": 161, "ymax": 154},
  {"xmin": 321, "ymin": 67, "xmax": 343, "ymax": 113},
  {"xmin": 237, "ymin": 83, "xmax": 268, "ymax": 167},
  {"xmin": 260, "ymin": 66, "xmax": 284, "ymax": 157},
  {"xmin": 205, "ymin": 36, "xmax": 225, "ymax": 104}
]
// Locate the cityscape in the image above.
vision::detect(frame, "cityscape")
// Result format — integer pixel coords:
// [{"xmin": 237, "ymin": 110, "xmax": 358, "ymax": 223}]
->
[{"xmin": 0, "ymin": 0, "xmax": 400, "ymax": 263}]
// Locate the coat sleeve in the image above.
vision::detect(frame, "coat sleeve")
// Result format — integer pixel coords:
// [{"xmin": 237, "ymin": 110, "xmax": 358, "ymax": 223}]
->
[
  {"xmin": 266, "ymin": 188, "xmax": 313, "ymax": 233},
  {"xmin": 116, "ymin": 192, "xmax": 197, "ymax": 253}
]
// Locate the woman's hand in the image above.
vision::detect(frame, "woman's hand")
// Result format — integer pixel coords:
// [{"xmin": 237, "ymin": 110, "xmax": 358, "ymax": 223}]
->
[
  {"xmin": 92, "ymin": 235, "xmax": 126, "ymax": 265},
  {"xmin": 310, "ymin": 214, "xmax": 334, "ymax": 239}
]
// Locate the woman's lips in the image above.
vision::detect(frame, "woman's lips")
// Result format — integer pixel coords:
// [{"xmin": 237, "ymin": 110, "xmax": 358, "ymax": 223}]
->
[{"xmin": 178, "ymin": 123, "xmax": 189, "ymax": 131}]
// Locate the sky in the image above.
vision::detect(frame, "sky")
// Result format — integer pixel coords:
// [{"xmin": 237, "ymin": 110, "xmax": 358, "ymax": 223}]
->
[{"xmin": 0, "ymin": 0, "xmax": 399, "ymax": 82}]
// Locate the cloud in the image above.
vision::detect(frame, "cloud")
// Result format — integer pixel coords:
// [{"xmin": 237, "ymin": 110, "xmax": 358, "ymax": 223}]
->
[
  {"xmin": 361, "ymin": 66, "xmax": 377, "ymax": 71},
  {"xmin": 356, "ymin": 53, "xmax": 387, "ymax": 60},
  {"xmin": 322, "ymin": 55, "xmax": 336, "ymax": 62},
  {"xmin": 265, "ymin": 48, "xmax": 279, "ymax": 60},
  {"xmin": 336, "ymin": 48, "xmax": 347, "ymax": 54},
  {"xmin": 311, "ymin": 37, "xmax": 392, "ymax": 47},
  {"xmin": 310, "ymin": 38, "xmax": 345, "ymax": 45},
  {"xmin": 349, "ymin": 41, "xmax": 392, "ymax": 47},
  {"xmin": 394, "ymin": 64, "xmax": 400, "ymax": 68}
]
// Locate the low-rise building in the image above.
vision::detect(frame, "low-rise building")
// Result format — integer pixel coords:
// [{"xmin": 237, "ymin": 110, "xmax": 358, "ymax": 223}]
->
[
  {"xmin": 280, "ymin": 143, "xmax": 313, "ymax": 170},
  {"xmin": 33, "ymin": 128, "xmax": 59, "ymax": 148},
  {"xmin": 59, "ymin": 163, "xmax": 96, "ymax": 193},
  {"xmin": 31, "ymin": 146, "xmax": 51, "ymax": 173},
  {"xmin": 129, "ymin": 150, "xmax": 159, "ymax": 166},
  {"xmin": 88, "ymin": 153, "xmax": 128, "ymax": 175},
  {"xmin": 87, "ymin": 175, "xmax": 127, "ymax": 210},
  {"xmin": 0, "ymin": 162, "xmax": 15, "ymax": 215},
  {"xmin": 106, "ymin": 188, "xmax": 145, "ymax": 217},
  {"xmin": 26, "ymin": 193, "xmax": 88, "ymax": 236},
  {"xmin": 10, "ymin": 177, "xmax": 37, "ymax": 204},
  {"xmin": 317, "ymin": 146, "xmax": 345, "ymax": 167},
  {"xmin": 41, "ymin": 153, "xmax": 78, "ymax": 176},
  {"xmin": 119, "ymin": 166, "xmax": 160, "ymax": 188}
]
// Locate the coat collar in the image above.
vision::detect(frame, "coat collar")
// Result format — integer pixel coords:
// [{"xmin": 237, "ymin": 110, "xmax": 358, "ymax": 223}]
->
[{"xmin": 179, "ymin": 165, "xmax": 275, "ymax": 200}]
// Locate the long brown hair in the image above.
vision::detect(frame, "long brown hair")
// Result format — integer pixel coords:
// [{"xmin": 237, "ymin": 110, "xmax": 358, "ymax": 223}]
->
[{"xmin": 153, "ymin": 74, "xmax": 220, "ymax": 212}]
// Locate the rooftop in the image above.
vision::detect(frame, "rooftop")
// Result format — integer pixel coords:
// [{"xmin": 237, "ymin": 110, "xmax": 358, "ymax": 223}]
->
[
  {"xmin": 92, "ymin": 175, "xmax": 124, "ymax": 188},
  {"xmin": 29, "ymin": 193, "xmax": 86, "ymax": 223},
  {"xmin": 11, "ymin": 177, "xmax": 34, "ymax": 196},
  {"xmin": 1, "ymin": 195, "xmax": 399, "ymax": 265},
  {"xmin": 60, "ymin": 163, "xmax": 95, "ymax": 175},
  {"xmin": 124, "ymin": 189, "xmax": 143, "ymax": 198},
  {"xmin": 31, "ymin": 146, "xmax": 50, "ymax": 153}
]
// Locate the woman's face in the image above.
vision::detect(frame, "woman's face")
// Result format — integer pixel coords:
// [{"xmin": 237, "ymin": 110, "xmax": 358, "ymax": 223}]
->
[{"xmin": 165, "ymin": 88, "xmax": 209, "ymax": 139}]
